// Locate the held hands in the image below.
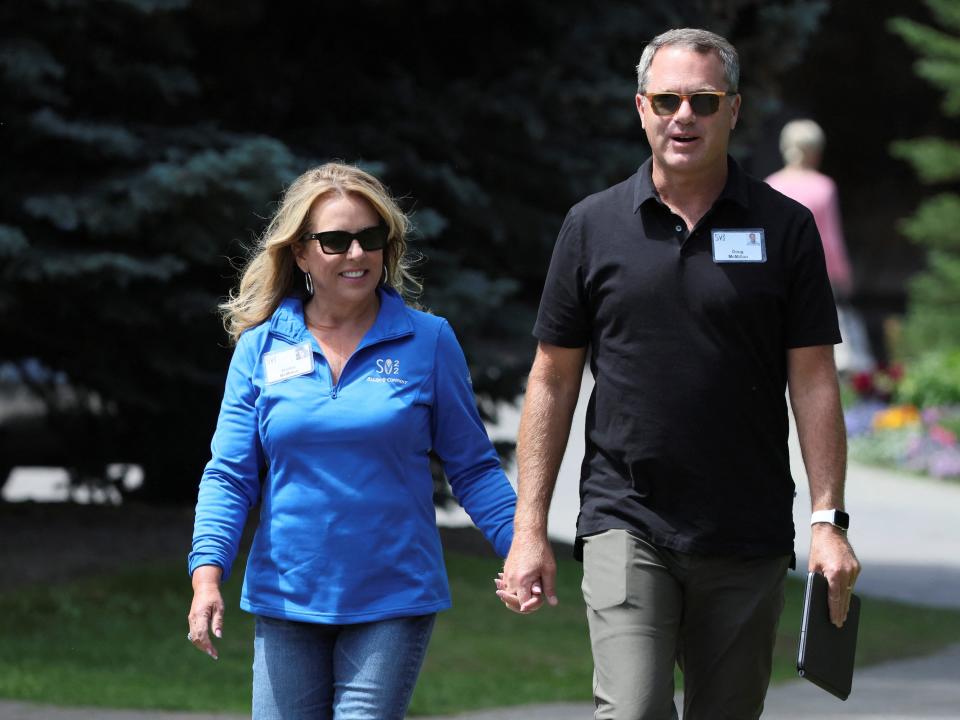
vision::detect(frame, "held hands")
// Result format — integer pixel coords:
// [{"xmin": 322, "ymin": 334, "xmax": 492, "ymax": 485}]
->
[
  {"xmin": 187, "ymin": 565, "xmax": 225, "ymax": 660},
  {"xmin": 808, "ymin": 524, "xmax": 861, "ymax": 628},
  {"xmin": 495, "ymin": 530, "xmax": 559, "ymax": 614},
  {"xmin": 495, "ymin": 572, "xmax": 543, "ymax": 612}
]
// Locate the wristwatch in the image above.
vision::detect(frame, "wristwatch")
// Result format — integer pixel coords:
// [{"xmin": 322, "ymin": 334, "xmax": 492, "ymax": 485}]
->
[{"xmin": 810, "ymin": 509, "xmax": 850, "ymax": 531}]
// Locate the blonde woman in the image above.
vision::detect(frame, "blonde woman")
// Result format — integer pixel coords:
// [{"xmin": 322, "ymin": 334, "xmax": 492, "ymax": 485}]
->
[
  {"xmin": 765, "ymin": 119, "xmax": 853, "ymax": 296},
  {"xmin": 766, "ymin": 120, "xmax": 873, "ymax": 372},
  {"xmin": 186, "ymin": 163, "xmax": 516, "ymax": 720}
]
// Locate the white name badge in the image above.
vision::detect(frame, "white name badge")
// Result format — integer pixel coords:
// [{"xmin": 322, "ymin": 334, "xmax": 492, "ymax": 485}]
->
[
  {"xmin": 711, "ymin": 228, "xmax": 767, "ymax": 263},
  {"xmin": 263, "ymin": 342, "xmax": 314, "ymax": 384}
]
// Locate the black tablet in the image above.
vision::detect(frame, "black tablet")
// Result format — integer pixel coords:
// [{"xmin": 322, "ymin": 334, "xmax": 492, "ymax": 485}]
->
[{"xmin": 797, "ymin": 571, "xmax": 861, "ymax": 700}]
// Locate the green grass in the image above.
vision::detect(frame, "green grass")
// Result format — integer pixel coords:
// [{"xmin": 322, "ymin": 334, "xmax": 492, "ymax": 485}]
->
[
  {"xmin": 2, "ymin": 552, "xmax": 959, "ymax": 715},
  {"xmin": 0, "ymin": 561, "xmax": 256, "ymax": 711},
  {"xmin": 409, "ymin": 552, "xmax": 594, "ymax": 715}
]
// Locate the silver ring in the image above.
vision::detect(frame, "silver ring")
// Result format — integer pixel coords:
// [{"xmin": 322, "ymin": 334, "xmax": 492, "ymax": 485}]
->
[{"xmin": 187, "ymin": 631, "xmax": 193, "ymax": 642}]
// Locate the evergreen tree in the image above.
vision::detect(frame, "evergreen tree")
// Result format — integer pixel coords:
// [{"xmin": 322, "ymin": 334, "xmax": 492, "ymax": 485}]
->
[
  {"xmin": 0, "ymin": 0, "xmax": 305, "ymax": 497},
  {"xmin": 889, "ymin": 0, "xmax": 960, "ymax": 353}
]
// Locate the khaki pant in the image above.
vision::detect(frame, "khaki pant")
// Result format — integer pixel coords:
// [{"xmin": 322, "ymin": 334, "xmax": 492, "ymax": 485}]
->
[{"xmin": 582, "ymin": 529, "xmax": 790, "ymax": 720}]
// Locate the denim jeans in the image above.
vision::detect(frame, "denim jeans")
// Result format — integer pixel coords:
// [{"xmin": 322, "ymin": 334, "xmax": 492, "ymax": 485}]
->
[{"xmin": 252, "ymin": 613, "xmax": 436, "ymax": 720}]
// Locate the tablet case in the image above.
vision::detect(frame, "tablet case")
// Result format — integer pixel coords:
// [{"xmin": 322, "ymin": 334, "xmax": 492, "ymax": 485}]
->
[{"xmin": 797, "ymin": 571, "xmax": 860, "ymax": 700}]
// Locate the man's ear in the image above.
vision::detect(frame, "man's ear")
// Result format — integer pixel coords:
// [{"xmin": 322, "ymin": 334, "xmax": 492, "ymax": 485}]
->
[
  {"xmin": 729, "ymin": 93, "xmax": 741, "ymax": 130},
  {"xmin": 635, "ymin": 93, "xmax": 646, "ymax": 129}
]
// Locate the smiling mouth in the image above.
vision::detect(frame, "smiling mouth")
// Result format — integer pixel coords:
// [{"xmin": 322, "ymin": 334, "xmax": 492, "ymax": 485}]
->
[{"xmin": 340, "ymin": 270, "xmax": 367, "ymax": 278}]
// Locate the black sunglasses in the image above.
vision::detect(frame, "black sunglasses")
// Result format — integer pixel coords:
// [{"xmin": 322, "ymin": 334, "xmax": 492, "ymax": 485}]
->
[
  {"xmin": 642, "ymin": 91, "xmax": 735, "ymax": 117},
  {"xmin": 301, "ymin": 223, "xmax": 389, "ymax": 255}
]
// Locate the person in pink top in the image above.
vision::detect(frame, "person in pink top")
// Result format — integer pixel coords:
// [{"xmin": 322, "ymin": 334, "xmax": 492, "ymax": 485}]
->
[{"xmin": 766, "ymin": 119, "xmax": 853, "ymax": 297}]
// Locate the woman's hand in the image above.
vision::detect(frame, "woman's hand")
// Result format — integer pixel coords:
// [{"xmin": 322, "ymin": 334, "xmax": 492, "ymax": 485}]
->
[
  {"xmin": 187, "ymin": 565, "xmax": 225, "ymax": 660},
  {"xmin": 494, "ymin": 570, "xmax": 544, "ymax": 613}
]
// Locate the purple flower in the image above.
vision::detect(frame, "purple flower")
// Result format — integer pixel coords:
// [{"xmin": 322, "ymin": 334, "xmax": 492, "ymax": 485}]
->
[
  {"xmin": 845, "ymin": 400, "xmax": 887, "ymax": 437},
  {"xmin": 929, "ymin": 447, "xmax": 960, "ymax": 479},
  {"xmin": 905, "ymin": 434, "xmax": 925, "ymax": 460}
]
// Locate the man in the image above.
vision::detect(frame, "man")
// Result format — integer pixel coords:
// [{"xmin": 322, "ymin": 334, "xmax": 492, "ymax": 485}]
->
[{"xmin": 498, "ymin": 28, "xmax": 860, "ymax": 720}]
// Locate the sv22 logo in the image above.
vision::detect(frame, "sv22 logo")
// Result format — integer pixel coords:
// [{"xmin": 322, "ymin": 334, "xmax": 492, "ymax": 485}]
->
[{"xmin": 375, "ymin": 358, "xmax": 401, "ymax": 375}]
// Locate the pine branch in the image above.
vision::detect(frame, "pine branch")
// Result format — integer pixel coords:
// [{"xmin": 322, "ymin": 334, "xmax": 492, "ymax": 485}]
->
[{"xmin": 891, "ymin": 138, "xmax": 960, "ymax": 183}]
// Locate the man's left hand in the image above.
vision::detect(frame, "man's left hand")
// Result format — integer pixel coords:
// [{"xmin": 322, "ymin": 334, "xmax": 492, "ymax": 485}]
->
[{"xmin": 808, "ymin": 524, "xmax": 861, "ymax": 628}]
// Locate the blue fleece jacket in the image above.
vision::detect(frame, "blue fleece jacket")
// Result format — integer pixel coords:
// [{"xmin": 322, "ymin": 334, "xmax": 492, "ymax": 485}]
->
[{"xmin": 189, "ymin": 287, "xmax": 516, "ymax": 623}]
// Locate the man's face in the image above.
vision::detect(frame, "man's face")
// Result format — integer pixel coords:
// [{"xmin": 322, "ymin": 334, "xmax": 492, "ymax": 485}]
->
[{"xmin": 636, "ymin": 46, "xmax": 740, "ymax": 179}]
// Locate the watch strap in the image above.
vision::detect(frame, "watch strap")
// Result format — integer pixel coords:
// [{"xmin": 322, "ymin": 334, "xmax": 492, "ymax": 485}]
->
[{"xmin": 810, "ymin": 508, "xmax": 849, "ymax": 530}]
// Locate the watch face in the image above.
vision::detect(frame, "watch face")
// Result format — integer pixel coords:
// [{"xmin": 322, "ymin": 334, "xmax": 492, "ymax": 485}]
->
[{"xmin": 835, "ymin": 510, "xmax": 850, "ymax": 530}]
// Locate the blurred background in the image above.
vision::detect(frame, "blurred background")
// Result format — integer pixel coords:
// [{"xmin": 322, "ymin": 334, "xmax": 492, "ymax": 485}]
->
[
  {"xmin": 1, "ymin": 0, "xmax": 956, "ymax": 504},
  {"xmin": 2, "ymin": 0, "xmax": 960, "ymax": 716}
]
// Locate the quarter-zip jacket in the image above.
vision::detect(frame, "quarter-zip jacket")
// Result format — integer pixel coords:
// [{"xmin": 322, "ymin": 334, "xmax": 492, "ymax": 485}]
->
[{"xmin": 189, "ymin": 287, "xmax": 516, "ymax": 623}]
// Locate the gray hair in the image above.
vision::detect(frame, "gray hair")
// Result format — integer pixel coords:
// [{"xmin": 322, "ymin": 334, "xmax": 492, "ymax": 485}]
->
[
  {"xmin": 779, "ymin": 119, "xmax": 825, "ymax": 166},
  {"xmin": 636, "ymin": 28, "xmax": 740, "ymax": 94}
]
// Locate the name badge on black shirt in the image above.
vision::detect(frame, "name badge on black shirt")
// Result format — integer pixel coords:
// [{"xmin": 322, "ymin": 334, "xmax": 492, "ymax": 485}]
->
[{"xmin": 712, "ymin": 228, "xmax": 766, "ymax": 263}]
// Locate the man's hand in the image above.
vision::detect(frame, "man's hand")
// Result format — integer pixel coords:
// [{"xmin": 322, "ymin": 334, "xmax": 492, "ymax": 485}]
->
[
  {"xmin": 789, "ymin": 345, "xmax": 860, "ymax": 627},
  {"xmin": 808, "ymin": 524, "xmax": 860, "ymax": 627},
  {"xmin": 498, "ymin": 342, "xmax": 584, "ymax": 614},
  {"xmin": 496, "ymin": 530, "xmax": 559, "ymax": 613}
]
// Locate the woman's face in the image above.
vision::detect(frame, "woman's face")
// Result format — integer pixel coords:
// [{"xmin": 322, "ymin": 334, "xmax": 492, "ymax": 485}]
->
[{"xmin": 293, "ymin": 193, "xmax": 385, "ymax": 309}]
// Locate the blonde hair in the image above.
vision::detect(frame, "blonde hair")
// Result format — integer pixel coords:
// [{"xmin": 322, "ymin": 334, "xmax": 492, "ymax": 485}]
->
[
  {"xmin": 779, "ymin": 119, "xmax": 825, "ymax": 168},
  {"xmin": 220, "ymin": 162, "xmax": 420, "ymax": 344}
]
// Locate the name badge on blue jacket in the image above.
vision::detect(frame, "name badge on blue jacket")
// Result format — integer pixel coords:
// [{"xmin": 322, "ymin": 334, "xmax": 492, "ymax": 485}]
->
[
  {"xmin": 712, "ymin": 228, "xmax": 766, "ymax": 263},
  {"xmin": 264, "ymin": 342, "xmax": 314, "ymax": 384}
]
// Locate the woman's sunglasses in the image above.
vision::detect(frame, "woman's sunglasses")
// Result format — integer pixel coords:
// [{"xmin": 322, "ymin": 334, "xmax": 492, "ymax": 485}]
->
[
  {"xmin": 301, "ymin": 223, "xmax": 389, "ymax": 255},
  {"xmin": 642, "ymin": 91, "xmax": 735, "ymax": 117}
]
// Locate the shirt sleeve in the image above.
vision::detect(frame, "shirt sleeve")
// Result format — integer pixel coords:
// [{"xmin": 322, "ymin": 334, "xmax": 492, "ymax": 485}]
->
[
  {"xmin": 533, "ymin": 206, "xmax": 590, "ymax": 347},
  {"xmin": 188, "ymin": 333, "xmax": 265, "ymax": 581},
  {"xmin": 430, "ymin": 320, "xmax": 516, "ymax": 558},
  {"xmin": 784, "ymin": 209, "xmax": 842, "ymax": 349}
]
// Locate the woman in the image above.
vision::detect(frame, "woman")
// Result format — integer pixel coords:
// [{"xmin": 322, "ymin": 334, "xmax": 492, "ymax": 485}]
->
[
  {"xmin": 186, "ymin": 163, "xmax": 516, "ymax": 720},
  {"xmin": 765, "ymin": 119, "xmax": 853, "ymax": 297},
  {"xmin": 766, "ymin": 119, "xmax": 873, "ymax": 373}
]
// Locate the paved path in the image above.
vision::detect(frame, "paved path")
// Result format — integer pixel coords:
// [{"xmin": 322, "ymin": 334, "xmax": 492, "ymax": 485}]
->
[
  {"xmin": 4, "ymin": 643, "xmax": 959, "ymax": 719},
  {"xmin": 426, "ymin": 640, "xmax": 960, "ymax": 717},
  {"xmin": 0, "ymin": 705, "xmax": 245, "ymax": 720}
]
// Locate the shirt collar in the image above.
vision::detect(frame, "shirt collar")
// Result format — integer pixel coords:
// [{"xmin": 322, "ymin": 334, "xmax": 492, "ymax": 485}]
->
[
  {"xmin": 268, "ymin": 286, "xmax": 415, "ymax": 345},
  {"xmin": 632, "ymin": 154, "xmax": 750, "ymax": 213}
]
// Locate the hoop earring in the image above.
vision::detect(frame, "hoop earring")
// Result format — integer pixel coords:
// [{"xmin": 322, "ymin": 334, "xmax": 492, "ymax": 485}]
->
[
  {"xmin": 380, "ymin": 264, "xmax": 388, "ymax": 286},
  {"xmin": 304, "ymin": 271, "xmax": 314, "ymax": 296}
]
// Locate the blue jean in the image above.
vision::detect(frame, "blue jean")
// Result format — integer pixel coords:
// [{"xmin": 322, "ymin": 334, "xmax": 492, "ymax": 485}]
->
[{"xmin": 252, "ymin": 613, "xmax": 436, "ymax": 720}]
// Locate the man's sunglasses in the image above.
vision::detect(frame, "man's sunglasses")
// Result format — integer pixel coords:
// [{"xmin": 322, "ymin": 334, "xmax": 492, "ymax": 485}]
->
[
  {"xmin": 642, "ymin": 91, "xmax": 735, "ymax": 117},
  {"xmin": 301, "ymin": 223, "xmax": 389, "ymax": 255}
]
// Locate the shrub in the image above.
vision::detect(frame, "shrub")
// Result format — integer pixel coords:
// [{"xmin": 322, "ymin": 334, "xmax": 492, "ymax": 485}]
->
[{"xmin": 895, "ymin": 350, "xmax": 960, "ymax": 407}]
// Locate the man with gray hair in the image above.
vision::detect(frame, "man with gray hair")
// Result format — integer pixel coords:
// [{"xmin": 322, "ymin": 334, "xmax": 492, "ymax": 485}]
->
[{"xmin": 499, "ymin": 28, "xmax": 860, "ymax": 719}]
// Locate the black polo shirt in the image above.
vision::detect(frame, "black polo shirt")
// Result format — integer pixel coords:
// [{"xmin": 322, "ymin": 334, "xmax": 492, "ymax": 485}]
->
[{"xmin": 534, "ymin": 156, "xmax": 840, "ymax": 560}]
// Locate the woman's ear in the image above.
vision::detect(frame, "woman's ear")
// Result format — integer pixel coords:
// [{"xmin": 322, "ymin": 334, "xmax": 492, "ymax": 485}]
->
[
  {"xmin": 290, "ymin": 241, "xmax": 307, "ymax": 272},
  {"xmin": 382, "ymin": 240, "xmax": 392, "ymax": 273}
]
